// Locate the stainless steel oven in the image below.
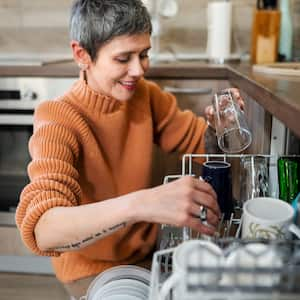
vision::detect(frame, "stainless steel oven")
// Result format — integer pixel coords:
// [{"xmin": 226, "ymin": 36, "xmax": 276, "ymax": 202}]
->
[{"xmin": 0, "ymin": 77, "xmax": 75, "ymax": 213}]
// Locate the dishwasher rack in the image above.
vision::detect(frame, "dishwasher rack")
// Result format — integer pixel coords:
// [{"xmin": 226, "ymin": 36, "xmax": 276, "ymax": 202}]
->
[
  {"xmin": 159, "ymin": 154, "xmax": 279, "ymax": 246},
  {"xmin": 150, "ymin": 154, "xmax": 300, "ymax": 300},
  {"xmin": 159, "ymin": 153, "xmax": 300, "ymax": 243},
  {"xmin": 149, "ymin": 238, "xmax": 300, "ymax": 300}
]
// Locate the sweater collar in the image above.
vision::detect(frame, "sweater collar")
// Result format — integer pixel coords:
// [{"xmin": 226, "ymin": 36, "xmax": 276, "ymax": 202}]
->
[{"xmin": 70, "ymin": 72, "xmax": 124, "ymax": 114}]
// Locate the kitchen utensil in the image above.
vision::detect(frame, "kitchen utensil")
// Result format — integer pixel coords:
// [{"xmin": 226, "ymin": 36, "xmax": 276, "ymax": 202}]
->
[{"xmin": 251, "ymin": 6, "xmax": 281, "ymax": 64}]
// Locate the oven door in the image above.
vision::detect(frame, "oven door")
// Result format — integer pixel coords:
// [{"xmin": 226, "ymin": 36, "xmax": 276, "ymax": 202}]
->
[
  {"xmin": 0, "ymin": 113, "xmax": 33, "ymax": 212},
  {"xmin": 0, "ymin": 113, "xmax": 54, "ymax": 274}
]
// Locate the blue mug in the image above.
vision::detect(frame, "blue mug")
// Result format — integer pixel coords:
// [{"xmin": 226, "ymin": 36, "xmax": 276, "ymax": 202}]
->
[{"xmin": 202, "ymin": 161, "xmax": 233, "ymax": 220}]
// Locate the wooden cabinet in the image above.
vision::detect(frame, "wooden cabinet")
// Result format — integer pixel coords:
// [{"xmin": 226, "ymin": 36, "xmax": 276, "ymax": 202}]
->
[
  {"xmin": 241, "ymin": 91, "xmax": 272, "ymax": 154},
  {"xmin": 152, "ymin": 79, "xmax": 229, "ymax": 113}
]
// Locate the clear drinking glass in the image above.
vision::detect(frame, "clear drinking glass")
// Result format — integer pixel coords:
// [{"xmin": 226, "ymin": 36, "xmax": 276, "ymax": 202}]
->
[
  {"xmin": 240, "ymin": 155, "xmax": 269, "ymax": 204},
  {"xmin": 213, "ymin": 90, "xmax": 252, "ymax": 153}
]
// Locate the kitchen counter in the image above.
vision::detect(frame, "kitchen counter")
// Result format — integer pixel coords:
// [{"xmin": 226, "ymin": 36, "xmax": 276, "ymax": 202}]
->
[{"xmin": 0, "ymin": 61, "xmax": 299, "ymax": 137}]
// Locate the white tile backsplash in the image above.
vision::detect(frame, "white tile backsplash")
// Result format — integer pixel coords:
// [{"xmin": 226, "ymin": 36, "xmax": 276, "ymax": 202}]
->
[{"xmin": 0, "ymin": 0, "xmax": 298, "ymax": 59}]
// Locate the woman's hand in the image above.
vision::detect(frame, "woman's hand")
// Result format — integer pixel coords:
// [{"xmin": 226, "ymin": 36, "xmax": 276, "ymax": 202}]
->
[
  {"xmin": 204, "ymin": 88, "xmax": 245, "ymax": 129},
  {"xmin": 135, "ymin": 176, "xmax": 221, "ymax": 236}
]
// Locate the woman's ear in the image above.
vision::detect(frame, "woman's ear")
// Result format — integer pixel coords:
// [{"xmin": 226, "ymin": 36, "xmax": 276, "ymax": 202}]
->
[{"xmin": 70, "ymin": 40, "xmax": 92, "ymax": 70}]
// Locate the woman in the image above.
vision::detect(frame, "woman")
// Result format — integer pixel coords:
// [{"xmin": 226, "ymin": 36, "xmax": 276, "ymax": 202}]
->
[{"xmin": 16, "ymin": 0, "xmax": 243, "ymax": 298}]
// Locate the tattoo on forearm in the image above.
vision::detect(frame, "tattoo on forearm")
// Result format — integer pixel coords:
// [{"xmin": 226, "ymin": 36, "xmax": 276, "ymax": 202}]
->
[{"xmin": 47, "ymin": 222, "xmax": 126, "ymax": 251}]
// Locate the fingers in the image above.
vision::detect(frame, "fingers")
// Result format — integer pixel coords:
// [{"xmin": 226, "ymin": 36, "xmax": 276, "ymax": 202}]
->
[
  {"xmin": 177, "ymin": 176, "xmax": 220, "ymax": 217},
  {"xmin": 186, "ymin": 217, "xmax": 217, "ymax": 236},
  {"xmin": 176, "ymin": 177, "xmax": 221, "ymax": 235},
  {"xmin": 194, "ymin": 178, "xmax": 217, "ymax": 200},
  {"xmin": 189, "ymin": 201, "xmax": 219, "ymax": 228},
  {"xmin": 205, "ymin": 105, "xmax": 214, "ymax": 118},
  {"xmin": 228, "ymin": 88, "xmax": 245, "ymax": 110},
  {"xmin": 193, "ymin": 180, "xmax": 220, "ymax": 217},
  {"xmin": 191, "ymin": 189, "xmax": 220, "ymax": 221},
  {"xmin": 159, "ymin": 176, "xmax": 222, "ymax": 236},
  {"xmin": 206, "ymin": 88, "xmax": 245, "ymax": 129},
  {"xmin": 204, "ymin": 105, "xmax": 215, "ymax": 128}
]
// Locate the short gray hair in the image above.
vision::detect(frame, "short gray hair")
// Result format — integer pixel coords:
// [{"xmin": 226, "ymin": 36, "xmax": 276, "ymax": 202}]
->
[{"xmin": 70, "ymin": 0, "xmax": 152, "ymax": 62}]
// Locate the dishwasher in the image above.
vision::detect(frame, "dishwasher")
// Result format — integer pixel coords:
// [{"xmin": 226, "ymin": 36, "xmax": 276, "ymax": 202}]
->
[{"xmin": 149, "ymin": 154, "xmax": 300, "ymax": 300}]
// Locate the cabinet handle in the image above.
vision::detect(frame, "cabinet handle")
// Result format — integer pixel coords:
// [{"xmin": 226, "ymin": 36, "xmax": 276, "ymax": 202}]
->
[
  {"xmin": 163, "ymin": 86, "xmax": 212, "ymax": 95},
  {"xmin": 0, "ymin": 114, "xmax": 33, "ymax": 125}
]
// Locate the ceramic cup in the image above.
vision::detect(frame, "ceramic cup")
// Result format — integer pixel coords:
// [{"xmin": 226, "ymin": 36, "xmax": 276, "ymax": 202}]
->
[
  {"xmin": 221, "ymin": 242, "xmax": 283, "ymax": 287},
  {"xmin": 242, "ymin": 197, "xmax": 300, "ymax": 240},
  {"xmin": 159, "ymin": 239, "xmax": 223, "ymax": 300},
  {"xmin": 202, "ymin": 160, "xmax": 233, "ymax": 220}
]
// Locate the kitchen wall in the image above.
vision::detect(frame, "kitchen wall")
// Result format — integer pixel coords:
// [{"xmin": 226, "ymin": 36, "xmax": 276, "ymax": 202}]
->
[{"xmin": 0, "ymin": 0, "xmax": 299, "ymax": 60}]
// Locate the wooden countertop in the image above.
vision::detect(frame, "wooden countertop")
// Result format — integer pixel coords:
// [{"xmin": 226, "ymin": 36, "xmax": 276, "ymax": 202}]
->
[
  {"xmin": 227, "ymin": 64, "xmax": 300, "ymax": 139},
  {"xmin": 0, "ymin": 61, "xmax": 299, "ymax": 137}
]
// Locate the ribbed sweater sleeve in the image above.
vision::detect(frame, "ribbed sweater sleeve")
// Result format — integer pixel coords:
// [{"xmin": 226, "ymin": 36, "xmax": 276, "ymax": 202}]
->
[
  {"xmin": 148, "ymin": 80, "xmax": 207, "ymax": 155},
  {"xmin": 15, "ymin": 100, "xmax": 82, "ymax": 256}
]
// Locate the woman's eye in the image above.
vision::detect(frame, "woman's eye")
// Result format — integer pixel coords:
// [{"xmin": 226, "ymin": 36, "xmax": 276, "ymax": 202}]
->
[
  {"xmin": 140, "ymin": 52, "xmax": 149, "ymax": 59},
  {"xmin": 116, "ymin": 56, "xmax": 130, "ymax": 63}
]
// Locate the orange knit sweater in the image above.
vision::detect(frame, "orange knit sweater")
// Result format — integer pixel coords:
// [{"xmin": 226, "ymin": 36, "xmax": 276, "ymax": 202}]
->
[{"xmin": 15, "ymin": 77, "xmax": 207, "ymax": 283}]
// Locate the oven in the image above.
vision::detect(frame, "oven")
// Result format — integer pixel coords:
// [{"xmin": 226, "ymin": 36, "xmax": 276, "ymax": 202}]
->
[{"xmin": 0, "ymin": 77, "xmax": 75, "ymax": 213}]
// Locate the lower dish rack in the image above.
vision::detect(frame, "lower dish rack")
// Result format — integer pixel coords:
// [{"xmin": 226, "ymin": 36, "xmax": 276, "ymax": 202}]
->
[{"xmin": 149, "ymin": 238, "xmax": 300, "ymax": 300}]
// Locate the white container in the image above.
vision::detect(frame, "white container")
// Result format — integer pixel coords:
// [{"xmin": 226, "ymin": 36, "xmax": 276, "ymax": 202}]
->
[{"xmin": 206, "ymin": 1, "xmax": 232, "ymax": 63}]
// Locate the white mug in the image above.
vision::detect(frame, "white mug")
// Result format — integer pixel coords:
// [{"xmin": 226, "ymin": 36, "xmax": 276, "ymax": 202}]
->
[
  {"xmin": 242, "ymin": 197, "xmax": 300, "ymax": 240},
  {"xmin": 159, "ymin": 239, "xmax": 223, "ymax": 300},
  {"xmin": 221, "ymin": 242, "xmax": 283, "ymax": 287}
]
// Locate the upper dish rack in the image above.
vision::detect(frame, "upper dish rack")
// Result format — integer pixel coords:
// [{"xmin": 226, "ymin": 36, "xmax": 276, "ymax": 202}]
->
[{"xmin": 159, "ymin": 153, "xmax": 280, "ymax": 245}]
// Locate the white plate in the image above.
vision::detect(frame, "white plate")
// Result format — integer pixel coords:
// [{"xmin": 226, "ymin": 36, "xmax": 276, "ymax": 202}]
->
[
  {"xmin": 97, "ymin": 279, "xmax": 148, "ymax": 299},
  {"xmin": 91, "ymin": 277, "xmax": 149, "ymax": 300},
  {"xmin": 86, "ymin": 265, "xmax": 150, "ymax": 300},
  {"xmin": 104, "ymin": 295, "xmax": 141, "ymax": 300}
]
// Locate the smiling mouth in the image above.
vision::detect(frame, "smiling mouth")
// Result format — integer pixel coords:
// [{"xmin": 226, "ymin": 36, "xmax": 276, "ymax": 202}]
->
[{"xmin": 119, "ymin": 81, "xmax": 137, "ymax": 91}]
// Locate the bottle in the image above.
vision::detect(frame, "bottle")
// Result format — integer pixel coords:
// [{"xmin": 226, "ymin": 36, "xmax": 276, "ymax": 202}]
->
[
  {"xmin": 278, "ymin": 0, "xmax": 293, "ymax": 61},
  {"xmin": 251, "ymin": 1, "xmax": 281, "ymax": 64}
]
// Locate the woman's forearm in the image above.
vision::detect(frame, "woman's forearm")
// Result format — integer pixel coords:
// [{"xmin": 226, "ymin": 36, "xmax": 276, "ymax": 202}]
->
[
  {"xmin": 34, "ymin": 191, "xmax": 141, "ymax": 252},
  {"xmin": 34, "ymin": 175, "xmax": 220, "ymax": 253}
]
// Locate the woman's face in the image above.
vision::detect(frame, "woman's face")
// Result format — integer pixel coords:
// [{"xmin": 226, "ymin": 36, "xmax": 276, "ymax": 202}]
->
[{"xmin": 86, "ymin": 33, "xmax": 151, "ymax": 101}]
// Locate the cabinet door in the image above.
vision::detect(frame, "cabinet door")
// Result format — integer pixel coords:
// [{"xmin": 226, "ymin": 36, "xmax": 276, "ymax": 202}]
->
[
  {"xmin": 149, "ymin": 79, "xmax": 229, "ymax": 187},
  {"xmin": 0, "ymin": 226, "xmax": 31, "ymax": 255},
  {"xmin": 241, "ymin": 92, "xmax": 272, "ymax": 154},
  {"xmin": 153, "ymin": 79, "xmax": 229, "ymax": 115}
]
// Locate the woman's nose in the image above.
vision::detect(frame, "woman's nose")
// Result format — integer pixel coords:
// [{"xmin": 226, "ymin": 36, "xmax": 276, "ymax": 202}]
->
[{"xmin": 128, "ymin": 58, "xmax": 146, "ymax": 77}]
